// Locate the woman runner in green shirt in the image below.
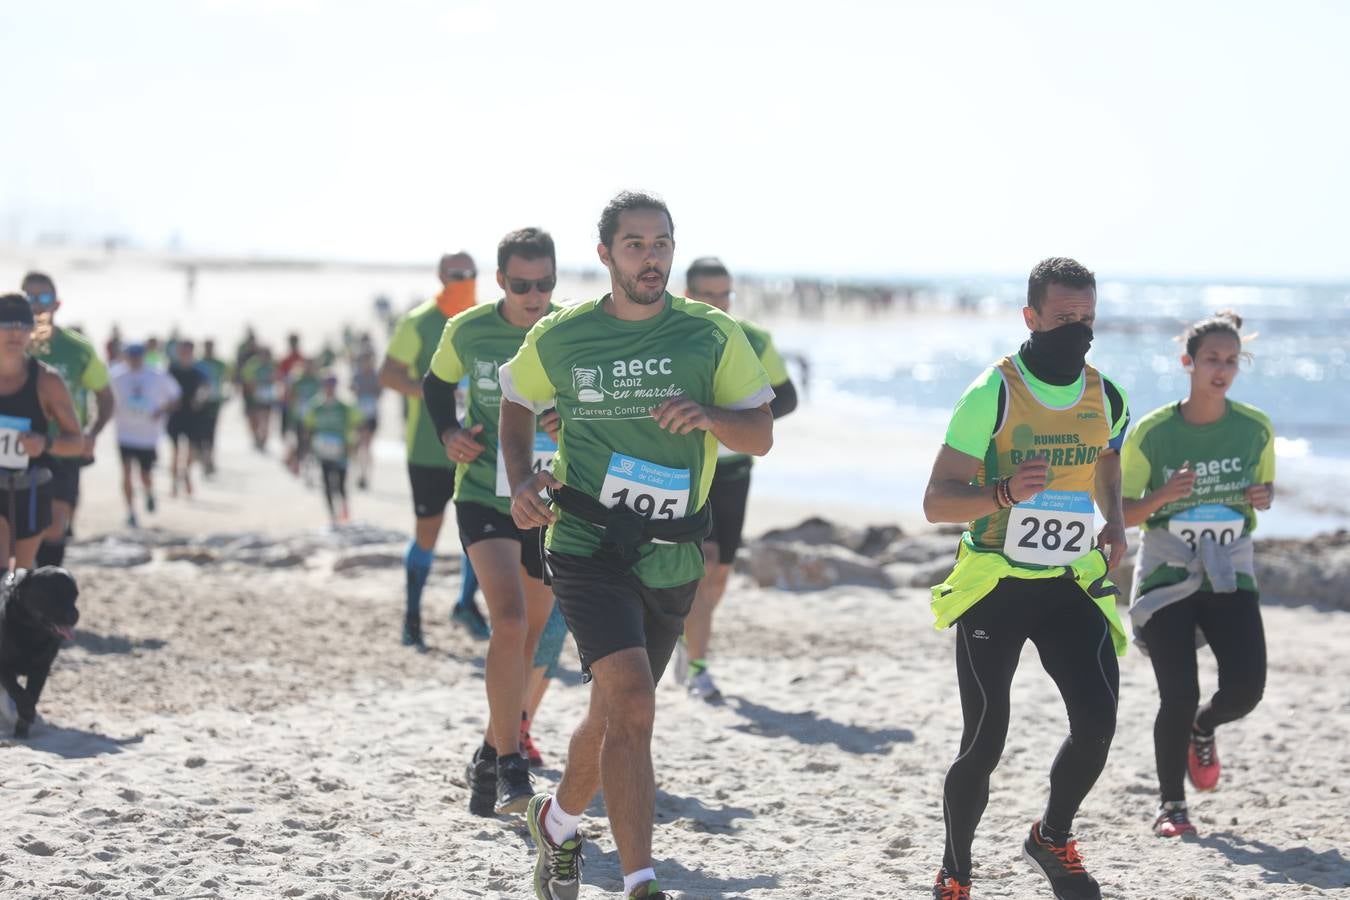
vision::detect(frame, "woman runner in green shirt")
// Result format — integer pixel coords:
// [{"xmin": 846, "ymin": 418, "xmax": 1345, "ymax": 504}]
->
[{"xmin": 1121, "ymin": 311, "xmax": 1274, "ymax": 839}]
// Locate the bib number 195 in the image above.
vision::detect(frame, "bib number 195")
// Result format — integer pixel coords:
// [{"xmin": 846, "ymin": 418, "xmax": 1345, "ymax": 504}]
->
[{"xmin": 599, "ymin": 453, "xmax": 690, "ymax": 521}]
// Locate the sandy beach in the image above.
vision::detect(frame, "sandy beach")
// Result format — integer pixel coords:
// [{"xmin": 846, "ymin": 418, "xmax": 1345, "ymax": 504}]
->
[
  {"xmin": 0, "ymin": 249, "xmax": 1345, "ymax": 898},
  {"xmin": 0, "ymin": 385, "xmax": 1345, "ymax": 898}
]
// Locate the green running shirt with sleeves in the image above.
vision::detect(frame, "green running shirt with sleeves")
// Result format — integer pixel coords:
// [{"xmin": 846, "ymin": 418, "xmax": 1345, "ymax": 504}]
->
[
  {"xmin": 289, "ymin": 373, "xmax": 322, "ymax": 417},
  {"xmin": 944, "ymin": 353, "xmax": 1130, "ymax": 459},
  {"xmin": 428, "ymin": 299, "xmax": 561, "ymax": 515},
  {"xmin": 1121, "ymin": 399, "xmax": 1274, "ymax": 595},
  {"xmin": 197, "ymin": 359, "xmax": 229, "ymax": 403},
  {"xmin": 717, "ymin": 318, "xmax": 790, "ymax": 471},
  {"xmin": 34, "ymin": 326, "xmax": 110, "ymax": 458},
  {"xmin": 304, "ymin": 398, "xmax": 363, "ymax": 463},
  {"xmin": 385, "ymin": 298, "xmax": 453, "ymax": 468},
  {"xmin": 499, "ymin": 293, "xmax": 775, "ymax": 588}
]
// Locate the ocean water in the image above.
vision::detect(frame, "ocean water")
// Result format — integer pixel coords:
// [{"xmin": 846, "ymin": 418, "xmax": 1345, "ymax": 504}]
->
[
  {"xmin": 760, "ymin": 278, "xmax": 1350, "ymax": 536},
  {"xmin": 2, "ymin": 251, "xmax": 1343, "ymax": 535}
]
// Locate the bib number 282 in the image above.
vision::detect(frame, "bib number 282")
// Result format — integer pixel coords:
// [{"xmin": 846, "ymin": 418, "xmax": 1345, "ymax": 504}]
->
[{"xmin": 1003, "ymin": 489, "xmax": 1095, "ymax": 566}]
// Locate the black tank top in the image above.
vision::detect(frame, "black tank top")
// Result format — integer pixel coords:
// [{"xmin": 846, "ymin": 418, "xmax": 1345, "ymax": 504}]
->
[{"xmin": 0, "ymin": 357, "xmax": 49, "ymax": 471}]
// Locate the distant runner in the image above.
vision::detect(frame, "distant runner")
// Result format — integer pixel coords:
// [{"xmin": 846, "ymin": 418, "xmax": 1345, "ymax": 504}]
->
[
  {"xmin": 0, "ymin": 294, "xmax": 84, "ymax": 570},
  {"xmin": 379, "ymin": 251, "xmax": 488, "ymax": 648},
  {"xmin": 21, "ymin": 272, "xmax": 114, "ymax": 568},
  {"xmin": 194, "ymin": 338, "xmax": 229, "ymax": 476},
  {"xmin": 110, "ymin": 343, "xmax": 181, "ymax": 527},
  {"xmin": 304, "ymin": 373, "xmax": 363, "ymax": 525},
  {"xmin": 350, "ymin": 349, "xmax": 381, "ymax": 490},
  {"xmin": 677, "ymin": 256, "xmax": 798, "ymax": 702}
]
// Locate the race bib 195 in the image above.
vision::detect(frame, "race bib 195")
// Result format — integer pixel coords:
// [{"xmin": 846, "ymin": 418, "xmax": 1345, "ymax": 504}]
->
[
  {"xmin": 496, "ymin": 433, "xmax": 558, "ymax": 497},
  {"xmin": 599, "ymin": 452, "xmax": 689, "ymax": 520},
  {"xmin": 0, "ymin": 415, "xmax": 31, "ymax": 469},
  {"xmin": 1168, "ymin": 503, "xmax": 1244, "ymax": 550},
  {"xmin": 1003, "ymin": 489, "xmax": 1096, "ymax": 566}
]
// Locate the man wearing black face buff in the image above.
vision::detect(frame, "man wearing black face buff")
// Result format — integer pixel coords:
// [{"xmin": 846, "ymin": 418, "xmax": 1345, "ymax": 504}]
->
[{"xmin": 921, "ymin": 258, "xmax": 1130, "ymax": 900}]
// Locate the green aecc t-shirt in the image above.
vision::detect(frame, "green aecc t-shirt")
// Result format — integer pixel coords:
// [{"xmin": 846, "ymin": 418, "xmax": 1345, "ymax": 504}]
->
[{"xmin": 500, "ymin": 294, "xmax": 774, "ymax": 588}]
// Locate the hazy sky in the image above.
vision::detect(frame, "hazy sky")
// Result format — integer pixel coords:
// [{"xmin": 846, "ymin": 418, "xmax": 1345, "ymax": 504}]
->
[{"xmin": 5, "ymin": 0, "xmax": 1348, "ymax": 280}]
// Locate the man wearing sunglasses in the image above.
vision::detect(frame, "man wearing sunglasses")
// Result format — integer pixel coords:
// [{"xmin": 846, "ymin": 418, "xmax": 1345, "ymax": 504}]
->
[
  {"xmin": 20, "ymin": 272, "xmax": 115, "ymax": 568},
  {"xmin": 423, "ymin": 228, "xmax": 564, "ymax": 818},
  {"xmin": 379, "ymin": 252, "xmax": 488, "ymax": 649}
]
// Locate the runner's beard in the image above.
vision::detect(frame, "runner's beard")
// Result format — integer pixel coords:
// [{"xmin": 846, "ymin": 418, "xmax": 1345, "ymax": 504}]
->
[{"xmin": 617, "ymin": 267, "xmax": 668, "ymax": 306}]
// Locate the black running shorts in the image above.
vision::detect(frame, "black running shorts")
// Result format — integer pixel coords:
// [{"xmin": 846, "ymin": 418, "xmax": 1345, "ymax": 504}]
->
[
  {"xmin": 407, "ymin": 463, "xmax": 455, "ymax": 519},
  {"xmin": 38, "ymin": 456, "xmax": 82, "ymax": 507},
  {"xmin": 706, "ymin": 459, "xmax": 753, "ymax": 565},
  {"xmin": 119, "ymin": 445, "xmax": 157, "ymax": 473},
  {"xmin": 455, "ymin": 501, "xmax": 544, "ymax": 581},
  {"xmin": 0, "ymin": 481, "xmax": 53, "ymax": 541},
  {"xmin": 166, "ymin": 412, "xmax": 199, "ymax": 441},
  {"xmin": 547, "ymin": 550, "xmax": 697, "ymax": 683}
]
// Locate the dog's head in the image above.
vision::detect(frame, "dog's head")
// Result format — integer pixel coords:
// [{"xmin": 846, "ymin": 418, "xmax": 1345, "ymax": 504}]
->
[{"xmin": 9, "ymin": 567, "xmax": 80, "ymax": 641}]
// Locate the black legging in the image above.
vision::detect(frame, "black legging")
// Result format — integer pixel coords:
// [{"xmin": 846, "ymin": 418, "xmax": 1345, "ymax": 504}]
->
[
  {"xmin": 1138, "ymin": 588, "xmax": 1265, "ymax": 803},
  {"xmin": 320, "ymin": 461, "xmax": 348, "ymax": 518},
  {"xmin": 942, "ymin": 577, "xmax": 1120, "ymax": 881}
]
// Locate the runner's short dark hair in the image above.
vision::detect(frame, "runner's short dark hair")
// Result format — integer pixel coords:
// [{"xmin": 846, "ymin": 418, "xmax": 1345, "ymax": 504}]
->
[
  {"xmin": 1027, "ymin": 257, "xmax": 1095, "ymax": 311},
  {"xmin": 598, "ymin": 191, "xmax": 673, "ymax": 249},
  {"xmin": 497, "ymin": 227, "xmax": 556, "ymax": 273},
  {"xmin": 685, "ymin": 257, "xmax": 729, "ymax": 293},
  {"xmin": 21, "ymin": 271, "xmax": 54, "ymax": 292}
]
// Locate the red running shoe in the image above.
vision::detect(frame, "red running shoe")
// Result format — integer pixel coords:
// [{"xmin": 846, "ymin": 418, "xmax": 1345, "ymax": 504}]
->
[
  {"xmin": 1187, "ymin": 728, "xmax": 1221, "ymax": 791},
  {"xmin": 521, "ymin": 715, "xmax": 544, "ymax": 768},
  {"xmin": 932, "ymin": 868, "xmax": 971, "ymax": 899},
  {"xmin": 1153, "ymin": 801, "xmax": 1198, "ymax": 838}
]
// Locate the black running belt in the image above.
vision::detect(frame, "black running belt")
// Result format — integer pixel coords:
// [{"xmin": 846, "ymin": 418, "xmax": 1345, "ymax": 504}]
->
[
  {"xmin": 0, "ymin": 467, "xmax": 53, "ymax": 491},
  {"xmin": 547, "ymin": 484, "xmax": 710, "ymax": 565}
]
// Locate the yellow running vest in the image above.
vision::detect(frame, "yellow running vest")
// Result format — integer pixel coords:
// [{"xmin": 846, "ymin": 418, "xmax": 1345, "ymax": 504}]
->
[
  {"xmin": 930, "ymin": 357, "xmax": 1127, "ymax": 656},
  {"xmin": 968, "ymin": 356, "xmax": 1111, "ymax": 553}
]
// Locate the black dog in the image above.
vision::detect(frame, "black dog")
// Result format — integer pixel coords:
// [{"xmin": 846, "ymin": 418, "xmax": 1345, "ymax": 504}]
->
[{"xmin": 0, "ymin": 567, "xmax": 79, "ymax": 738}]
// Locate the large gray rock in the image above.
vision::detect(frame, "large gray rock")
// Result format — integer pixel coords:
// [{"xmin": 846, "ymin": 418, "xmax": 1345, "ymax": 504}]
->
[
  {"xmin": 744, "ymin": 518, "xmax": 961, "ymax": 591},
  {"xmin": 741, "ymin": 540, "xmax": 893, "ymax": 590},
  {"xmin": 66, "ymin": 537, "xmax": 153, "ymax": 568},
  {"xmin": 1254, "ymin": 530, "xmax": 1350, "ymax": 610}
]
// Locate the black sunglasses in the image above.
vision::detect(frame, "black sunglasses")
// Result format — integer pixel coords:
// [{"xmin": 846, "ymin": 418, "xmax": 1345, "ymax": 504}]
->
[
  {"xmin": 506, "ymin": 276, "xmax": 557, "ymax": 295},
  {"xmin": 444, "ymin": 269, "xmax": 476, "ymax": 282}
]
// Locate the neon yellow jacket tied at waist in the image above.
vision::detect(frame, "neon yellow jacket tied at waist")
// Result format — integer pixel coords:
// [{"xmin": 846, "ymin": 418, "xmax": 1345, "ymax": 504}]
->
[{"xmin": 930, "ymin": 535, "xmax": 1129, "ymax": 657}]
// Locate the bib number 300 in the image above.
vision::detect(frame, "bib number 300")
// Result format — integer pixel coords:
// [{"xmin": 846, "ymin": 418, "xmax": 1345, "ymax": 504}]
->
[
  {"xmin": 1003, "ymin": 489, "xmax": 1095, "ymax": 566},
  {"xmin": 599, "ymin": 452, "xmax": 689, "ymax": 520},
  {"xmin": 1168, "ymin": 503, "xmax": 1244, "ymax": 550}
]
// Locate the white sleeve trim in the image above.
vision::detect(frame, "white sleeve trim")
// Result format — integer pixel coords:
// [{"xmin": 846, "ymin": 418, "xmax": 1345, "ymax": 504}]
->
[
  {"xmin": 723, "ymin": 384, "xmax": 775, "ymax": 411},
  {"xmin": 498, "ymin": 363, "xmax": 553, "ymax": 415}
]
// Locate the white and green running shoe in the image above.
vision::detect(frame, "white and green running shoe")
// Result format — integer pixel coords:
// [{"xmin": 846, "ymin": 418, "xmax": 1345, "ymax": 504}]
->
[
  {"xmin": 673, "ymin": 637, "xmax": 689, "ymax": 686},
  {"xmin": 687, "ymin": 668, "xmax": 722, "ymax": 703},
  {"xmin": 526, "ymin": 792, "xmax": 583, "ymax": 900}
]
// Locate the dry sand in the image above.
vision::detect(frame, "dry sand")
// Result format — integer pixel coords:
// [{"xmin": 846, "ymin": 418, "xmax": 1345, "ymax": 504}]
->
[
  {"xmin": 0, "ymin": 248, "xmax": 1346, "ymax": 897},
  {"xmin": 1, "ymin": 409, "xmax": 1347, "ymax": 899}
]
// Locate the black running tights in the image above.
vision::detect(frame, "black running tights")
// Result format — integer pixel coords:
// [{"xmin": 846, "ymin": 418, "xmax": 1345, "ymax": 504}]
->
[
  {"xmin": 942, "ymin": 577, "xmax": 1120, "ymax": 881},
  {"xmin": 1138, "ymin": 588, "xmax": 1265, "ymax": 803}
]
